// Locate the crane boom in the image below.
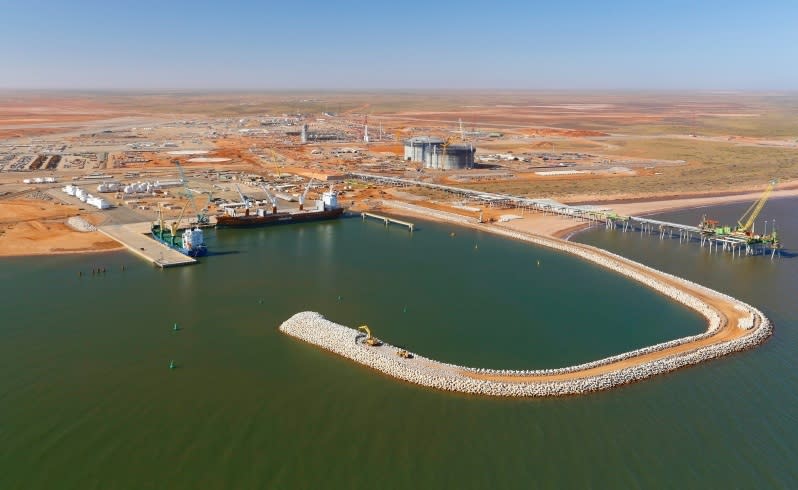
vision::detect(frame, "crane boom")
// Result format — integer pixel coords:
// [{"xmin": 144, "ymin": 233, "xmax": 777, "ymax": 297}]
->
[
  {"xmin": 737, "ymin": 179, "xmax": 777, "ymax": 233},
  {"xmin": 260, "ymin": 184, "xmax": 278, "ymax": 214},
  {"xmin": 299, "ymin": 178, "xmax": 314, "ymax": 210},
  {"xmin": 234, "ymin": 184, "xmax": 252, "ymax": 208},
  {"xmin": 173, "ymin": 160, "xmax": 208, "ymax": 224}
]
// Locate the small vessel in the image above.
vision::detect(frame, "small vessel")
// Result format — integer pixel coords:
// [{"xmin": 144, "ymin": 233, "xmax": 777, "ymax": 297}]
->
[
  {"xmin": 215, "ymin": 183, "xmax": 344, "ymax": 228},
  {"xmin": 152, "ymin": 205, "xmax": 208, "ymax": 257}
]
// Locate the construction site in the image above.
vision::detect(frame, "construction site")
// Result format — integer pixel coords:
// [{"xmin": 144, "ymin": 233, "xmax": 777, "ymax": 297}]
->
[{"xmin": 2, "ymin": 92, "xmax": 796, "ymax": 263}]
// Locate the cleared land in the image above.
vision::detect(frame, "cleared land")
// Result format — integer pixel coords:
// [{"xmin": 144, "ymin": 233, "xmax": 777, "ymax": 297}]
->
[{"xmin": 1, "ymin": 91, "xmax": 796, "ymax": 256}]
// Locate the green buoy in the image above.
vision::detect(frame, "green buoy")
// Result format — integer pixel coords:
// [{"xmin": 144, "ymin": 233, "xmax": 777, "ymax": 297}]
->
[
  {"xmin": 173, "ymin": 323, "xmax": 179, "ymax": 331},
  {"xmin": 403, "ymin": 306, "xmax": 407, "ymax": 313},
  {"xmin": 169, "ymin": 360, "xmax": 176, "ymax": 369},
  {"xmin": 337, "ymin": 295, "xmax": 342, "ymax": 301}
]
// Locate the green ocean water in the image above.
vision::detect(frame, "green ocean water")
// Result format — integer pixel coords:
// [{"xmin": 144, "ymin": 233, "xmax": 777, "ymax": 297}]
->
[{"xmin": 1, "ymin": 200, "xmax": 796, "ymax": 489}]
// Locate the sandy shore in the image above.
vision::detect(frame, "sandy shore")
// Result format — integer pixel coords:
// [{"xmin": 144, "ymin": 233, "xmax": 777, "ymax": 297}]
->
[
  {"xmin": 414, "ymin": 187, "xmax": 798, "ymax": 241},
  {"xmin": 0, "ymin": 199, "xmax": 122, "ymax": 257}
]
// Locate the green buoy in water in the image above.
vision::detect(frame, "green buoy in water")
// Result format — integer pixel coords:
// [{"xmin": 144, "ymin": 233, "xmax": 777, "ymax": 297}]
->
[
  {"xmin": 173, "ymin": 323, "xmax": 179, "ymax": 331},
  {"xmin": 169, "ymin": 360, "xmax": 176, "ymax": 369}
]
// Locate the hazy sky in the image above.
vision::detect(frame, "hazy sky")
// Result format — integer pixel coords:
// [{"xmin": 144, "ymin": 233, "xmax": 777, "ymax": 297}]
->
[{"xmin": 1, "ymin": 0, "xmax": 796, "ymax": 90}]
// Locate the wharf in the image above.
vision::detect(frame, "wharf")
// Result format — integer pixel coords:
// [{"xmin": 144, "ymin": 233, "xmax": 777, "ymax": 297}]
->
[
  {"xmin": 361, "ymin": 212, "xmax": 414, "ymax": 231},
  {"xmin": 98, "ymin": 222, "xmax": 197, "ymax": 268}
]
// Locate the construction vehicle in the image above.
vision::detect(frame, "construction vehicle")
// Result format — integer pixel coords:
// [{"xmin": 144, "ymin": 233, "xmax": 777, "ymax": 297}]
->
[
  {"xmin": 396, "ymin": 349, "xmax": 412, "ymax": 359},
  {"xmin": 357, "ymin": 325, "xmax": 382, "ymax": 346},
  {"xmin": 299, "ymin": 178, "xmax": 314, "ymax": 210},
  {"xmin": 698, "ymin": 214, "xmax": 723, "ymax": 236}
]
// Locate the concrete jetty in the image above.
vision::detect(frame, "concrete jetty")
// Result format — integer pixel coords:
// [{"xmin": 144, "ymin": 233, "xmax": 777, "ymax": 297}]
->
[
  {"xmin": 361, "ymin": 212, "xmax": 414, "ymax": 232},
  {"xmin": 279, "ymin": 231, "xmax": 772, "ymax": 397},
  {"xmin": 98, "ymin": 222, "xmax": 196, "ymax": 268}
]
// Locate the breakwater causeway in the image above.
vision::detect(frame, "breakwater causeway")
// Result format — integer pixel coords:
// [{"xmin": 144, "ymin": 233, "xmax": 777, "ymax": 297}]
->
[{"xmin": 280, "ymin": 226, "xmax": 773, "ymax": 397}]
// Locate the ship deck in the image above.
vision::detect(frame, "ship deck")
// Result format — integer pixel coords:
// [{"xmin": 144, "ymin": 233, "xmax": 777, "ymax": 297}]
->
[{"xmin": 98, "ymin": 222, "xmax": 197, "ymax": 268}]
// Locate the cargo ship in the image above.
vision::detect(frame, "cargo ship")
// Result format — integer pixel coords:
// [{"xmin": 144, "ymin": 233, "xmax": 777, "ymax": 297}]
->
[
  {"xmin": 215, "ymin": 185, "xmax": 344, "ymax": 228},
  {"xmin": 152, "ymin": 207, "xmax": 208, "ymax": 257}
]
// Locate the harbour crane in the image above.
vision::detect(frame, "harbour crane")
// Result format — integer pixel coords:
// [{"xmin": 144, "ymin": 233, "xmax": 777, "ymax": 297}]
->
[
  {"xmin": 235, "ymin": 184, "xmax": 254, "ymax": 208},
  {"xmin": 299, "ymin": 178, "xmax": 314, "ymax": 211},
  {"xmin": 260, "ymin": 184, "xmax": 278, "ymax": 214},
  {"xmin": 173, "ymin": 160, "xmax": 208, "ymax": 225},
  {"xmin": 735, "ymin": 179, "xmax": 778, "ymax": 235},
  {"xmin": 357, "ymin": 325, "xmax": 382, "ymax": 346}
]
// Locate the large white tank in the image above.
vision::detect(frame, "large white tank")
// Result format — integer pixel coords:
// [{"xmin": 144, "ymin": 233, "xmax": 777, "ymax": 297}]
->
[
  {"xmin": 87, "ymin": 196, "xmax": 111, "ymax": 209},
  {"xmin": 75, "ymin": 188, "xmax": 88, "ymax": 201}
]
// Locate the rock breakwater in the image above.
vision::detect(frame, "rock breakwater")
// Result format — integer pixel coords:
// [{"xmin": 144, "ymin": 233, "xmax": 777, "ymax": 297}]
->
[{"xmin": 278, "ymin": 224, "xmax": 772, "ymax": 397}]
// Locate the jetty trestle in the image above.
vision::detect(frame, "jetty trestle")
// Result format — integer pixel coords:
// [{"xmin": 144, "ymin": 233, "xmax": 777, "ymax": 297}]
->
[{"xmin": 361, "ymin": 212, "xmax": 414, "ymax": 232}]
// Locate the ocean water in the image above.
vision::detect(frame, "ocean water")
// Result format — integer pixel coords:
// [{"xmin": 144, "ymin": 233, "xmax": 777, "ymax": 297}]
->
[{"xmin": 1, "ymin": 200, "xmax": 796, "ymax": 489}]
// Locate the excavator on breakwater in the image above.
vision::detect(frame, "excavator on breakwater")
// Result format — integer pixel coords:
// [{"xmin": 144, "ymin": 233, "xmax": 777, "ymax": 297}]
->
[
  {"xmin": 357, "ymin": 325, "xmax": 382, "ymax": 346},
  {"xmin": 357, "ymin": 325, "xmax": 413, "ymax": 358}
]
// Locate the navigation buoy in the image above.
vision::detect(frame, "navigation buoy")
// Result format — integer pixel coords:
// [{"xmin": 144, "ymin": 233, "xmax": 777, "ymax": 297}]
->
[
  {"xmin": 403, "ymin": 306, "xmax": 407, "ymax": 313},
  {"xmin": 337, "ymin": 295, "xmax": 342, "ymax": 301},
  {"xmin": 78, "ymin": 271, "xmax": 82, "ymax": 277},
  {"xmin": 474, "ymin": 244, "xmax": 478, "ymax": 250},
  {"xmin": 173, "ymin": 323, "xmax": 179, "ymax": 331},
  {"xmin": 537, "ymin": 259, "xmax": 540, "ymax": 267},
  {"xmin": 169, "ymin": 360, "xmax": 176, "ymax": 369},
  {"xmin": 450, "ymin": 232, "xmax": 456, "ymax": 237},
  {"xmin": 258, "ymin": 299, "xmax": 264, "ymax": 304}
]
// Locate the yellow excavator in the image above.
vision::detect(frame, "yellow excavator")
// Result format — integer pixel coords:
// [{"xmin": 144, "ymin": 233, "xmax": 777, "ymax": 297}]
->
[{"xmin": 357, "ymin": 325, "xmax": 382, "ymax": 347}]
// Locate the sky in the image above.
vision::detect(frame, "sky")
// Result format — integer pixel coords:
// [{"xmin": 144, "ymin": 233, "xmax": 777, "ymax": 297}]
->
[{"xmin": 0, "ymin": 0, "xmax": 796, "ymax": 90}]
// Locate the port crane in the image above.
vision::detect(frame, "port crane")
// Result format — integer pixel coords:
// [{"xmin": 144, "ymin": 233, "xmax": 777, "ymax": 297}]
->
[
  {"xmin": 299, "ymin": 178, "xmax": 314, "ymax": 210},
  {"xmin": 260, "ymin": 184, "xmax": 278, "ymax": 214},
  {"xmin": 698, "ymin": 179, "xmax": 781, "ymax": 249},
  {"xmin": 173, "ymin": 160, "xmax": 209, "ymax": 225},
  {"xmin": 235, "ymin": 184, "xmax": 254, "ymax": 208},
  {"xmin": 735, "ymin": 179, "xmax": 778, "ymax": 236}
]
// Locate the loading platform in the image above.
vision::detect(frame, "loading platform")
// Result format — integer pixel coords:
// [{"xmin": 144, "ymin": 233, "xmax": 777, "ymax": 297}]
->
[
  {"xmin": 98, "ymin": 222, "xmax": 197, "ymax": 268},
  {"xmin": 350, "ymin": 172, "xmax": 781, "ymax": 258}
]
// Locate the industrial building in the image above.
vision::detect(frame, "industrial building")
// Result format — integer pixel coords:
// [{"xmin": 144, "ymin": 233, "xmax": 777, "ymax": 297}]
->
[{"xmin": 403, "ymin": 136, "xmax": 475, "ymax": 170}]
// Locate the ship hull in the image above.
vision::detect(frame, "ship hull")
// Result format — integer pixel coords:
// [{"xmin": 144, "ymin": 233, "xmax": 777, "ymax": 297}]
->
[{"xmin": 215, "ymin": 207, "xmax": 344, "ymax": 228}]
